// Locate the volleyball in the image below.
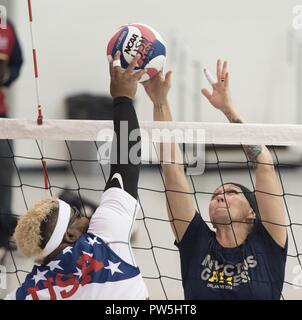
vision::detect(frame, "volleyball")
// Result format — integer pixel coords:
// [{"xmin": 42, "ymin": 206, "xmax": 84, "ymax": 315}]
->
[{"xmin": 107, "ymin": 23, "xmax": 166, "ymax": 82}]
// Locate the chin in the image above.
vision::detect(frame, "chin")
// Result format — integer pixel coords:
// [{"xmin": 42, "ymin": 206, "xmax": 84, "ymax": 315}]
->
[{"xmin": 210, "ymin": 214, "xmax": 231, "ymax": 227}]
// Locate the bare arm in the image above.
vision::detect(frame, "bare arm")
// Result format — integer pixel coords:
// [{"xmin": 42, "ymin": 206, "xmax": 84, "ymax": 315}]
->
[
  {"xmin": 202, "ymin": 60, "xmax": 287, "ymax": 248},
  {"xmin": 143, "ymin": 72, "xmax": 195, "ymax": 242}
]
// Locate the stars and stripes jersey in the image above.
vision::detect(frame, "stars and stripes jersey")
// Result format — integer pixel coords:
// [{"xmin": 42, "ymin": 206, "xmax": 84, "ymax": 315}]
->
[{"xmin": 6, "ymin": 188, "xmax": 149, "ymax": 300}]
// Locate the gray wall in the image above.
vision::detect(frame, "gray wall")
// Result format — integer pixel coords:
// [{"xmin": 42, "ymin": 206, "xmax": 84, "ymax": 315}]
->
[
  {"xmin": 7, "ymin": 0, "xmax": 301, "ymax": 123},
  {"xmin": 2, "ymin": 0, "xmax": 302, "ymax": 165}
]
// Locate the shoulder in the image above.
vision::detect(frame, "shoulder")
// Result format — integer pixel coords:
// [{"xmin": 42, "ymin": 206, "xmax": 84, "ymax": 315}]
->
[
  {"xmin": 175, "ymin": 211, "xmax": 213, "ymax": 249},
  {"xmin": 249, "ymin": 221, "xmax": 288, "ymax": 253}
]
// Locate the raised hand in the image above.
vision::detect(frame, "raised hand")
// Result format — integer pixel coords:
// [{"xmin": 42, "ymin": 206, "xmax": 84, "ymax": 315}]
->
[
  {"xmin": 142, "ymin": 70, "xmax": 172, "ymax": 106},
  {"xmin": 201, "ymin": 59, "xmax": 234, "ymax": 114},
  {"xmin": 109, "ymin": 51, "xmax": 146, "ymax": 100}
]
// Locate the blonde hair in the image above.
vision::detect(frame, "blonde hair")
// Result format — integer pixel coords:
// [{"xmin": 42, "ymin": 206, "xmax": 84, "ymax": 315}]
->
[{"xmin": 14, "ymin": 197, "xmax": 59, "ymax": 258}]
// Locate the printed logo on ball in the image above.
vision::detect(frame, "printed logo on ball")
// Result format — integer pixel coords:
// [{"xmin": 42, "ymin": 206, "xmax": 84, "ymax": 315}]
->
[{"xmin": 124, "ymin": 33, "xmax": 153, "ymax": 67}]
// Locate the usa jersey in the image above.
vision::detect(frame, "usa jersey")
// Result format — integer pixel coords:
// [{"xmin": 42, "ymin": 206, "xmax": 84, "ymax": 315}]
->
[
  {"xmin": 7, "ymin": 188, "xmax": 149, "ymax": 300},
  {"xmin": 176, "ymin": 212, "xmax": 287, "ymax": 300}
]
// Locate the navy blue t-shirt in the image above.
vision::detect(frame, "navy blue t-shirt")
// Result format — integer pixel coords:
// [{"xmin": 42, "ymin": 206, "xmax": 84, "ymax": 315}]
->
[{"xmin": 175, "ymin": 212, "xmax": 287, "ymax": 300}]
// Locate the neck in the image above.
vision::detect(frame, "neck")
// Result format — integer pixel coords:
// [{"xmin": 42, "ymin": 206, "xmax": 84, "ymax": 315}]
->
[{"xmin": 215, "ymin": 222, "xmax": 251, "ymax": 248}]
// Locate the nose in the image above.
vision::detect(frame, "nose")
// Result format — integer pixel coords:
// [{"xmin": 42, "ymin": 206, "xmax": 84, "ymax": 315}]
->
[{"xmin": 216, "ymin": 193, "xmax": 225, "ymax": 202}]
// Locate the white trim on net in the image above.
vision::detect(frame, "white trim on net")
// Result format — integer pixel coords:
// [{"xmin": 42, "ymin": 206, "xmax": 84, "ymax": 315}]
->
[
  {"xmin": 0, "ymin": 118, "xmax": 302, "ymax": 146},
  {"xmin": 41, "ymin": 199, "xmax": 71, "ymax": 258}
]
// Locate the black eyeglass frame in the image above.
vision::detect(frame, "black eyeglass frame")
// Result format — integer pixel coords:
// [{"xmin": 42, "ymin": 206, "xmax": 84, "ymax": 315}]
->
[{"xmin": 67, "ymin": 206, "xmax": 84, "ymax": 228}]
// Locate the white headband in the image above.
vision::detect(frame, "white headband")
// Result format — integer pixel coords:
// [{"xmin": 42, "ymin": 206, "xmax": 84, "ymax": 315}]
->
[{"xmin": 41, "ymin": 199, "xmax": 71, "ymax": 257}]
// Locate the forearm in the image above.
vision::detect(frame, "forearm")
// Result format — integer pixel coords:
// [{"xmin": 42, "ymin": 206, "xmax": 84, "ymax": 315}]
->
[
  {"xmin": 153, "ymin": 99, "xmax": 172, "ymax": 122},
  {"xmin": 105, "ymin": 97, "xmax": 141, "ymax": 199},
  {"xmin": 153, "ymin": 100, "xmax": 184, "ymax": 172},
  {"xmin": 154, "ymin": 100, "xmax": 195, "ymax": 241},
  {"xmin": 223, "ymin": 106, "xmax": 273, "ymax": 168},
  {"xmin": 113, "ymin": 96, "xmax": 141, "ymax": 151},
  {"xmin": 224, "ymin": 104, "xmax": 284, "ymax": 243}
]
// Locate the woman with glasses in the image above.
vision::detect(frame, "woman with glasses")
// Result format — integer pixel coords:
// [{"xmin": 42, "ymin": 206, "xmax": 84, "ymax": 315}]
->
[
  {"xmin": 142, "ymin": 61, "xmax": 287, "ymax": 300},
  {"xmin": 5, "ymin": 52, "xmax": 149, "ymax": 300}
]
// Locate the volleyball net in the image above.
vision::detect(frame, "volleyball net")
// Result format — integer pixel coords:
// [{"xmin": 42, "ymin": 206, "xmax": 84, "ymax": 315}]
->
[{"xmin": 0, "ymin": 118, "xmax": 302, "ymax": 299}]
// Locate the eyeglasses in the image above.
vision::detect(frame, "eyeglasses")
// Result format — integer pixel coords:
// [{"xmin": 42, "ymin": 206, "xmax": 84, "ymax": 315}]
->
[{"xmin": 67, "ymin": 206, "xmax": 83, "ymax": 228}]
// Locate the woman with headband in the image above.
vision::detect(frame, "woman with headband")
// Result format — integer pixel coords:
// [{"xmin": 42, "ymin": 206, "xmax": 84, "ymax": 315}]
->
[{"xmin": 142, "ymin": 60, "xmax": 287, "ymax": 300}]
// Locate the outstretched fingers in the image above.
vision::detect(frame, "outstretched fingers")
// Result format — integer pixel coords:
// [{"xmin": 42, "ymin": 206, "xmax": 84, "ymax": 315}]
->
[
  {"xmin": 216, "ymin": 59, "xmax": 229, "ymax": 84},
  {"xmin": 201, "ymin": 88, "xmax": 212, "ymax": 101},
  {"xmin": 108, "ymin": 55, "xmax": 114, "ymax": 77},
  {"xmin": 165, "ymin": 70, "xmax": 173, "ymax": 86},
  {"xmin": 216, "ymin": 59, "xmax": 221, "ymax": 83},
  {"xmin": 125, "ymin": 54, "xmax": 141, "ymax": 74},
  {"xmin": 133, "ymin": 69, "xmax": 147, "ymax": 81},
  {"xmin": 221, "ymin": 61, "xmax": 228, "ymax": 83},
  {"xmin": 225, "ymin": 72, "xmax": 229, "ymax": 88}
]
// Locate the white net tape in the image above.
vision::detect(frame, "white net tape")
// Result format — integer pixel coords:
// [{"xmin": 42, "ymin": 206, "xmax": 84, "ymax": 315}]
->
[{"xmin": 0, "ymin": 118, "xmax": 301, "ymax": 145}]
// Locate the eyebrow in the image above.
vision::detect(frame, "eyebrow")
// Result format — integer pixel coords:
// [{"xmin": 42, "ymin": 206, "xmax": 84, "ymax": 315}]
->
[{"xmin": 211, "ymin": 187, "xmax": 241, "ymax": 199}]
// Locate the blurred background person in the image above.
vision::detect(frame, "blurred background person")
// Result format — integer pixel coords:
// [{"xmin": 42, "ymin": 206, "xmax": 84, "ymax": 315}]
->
[{"xmin": 0, "ymin": 18, "xmax": 23, "ymax": 262}]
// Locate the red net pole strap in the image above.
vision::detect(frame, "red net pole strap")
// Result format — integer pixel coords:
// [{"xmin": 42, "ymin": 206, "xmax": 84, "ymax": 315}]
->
[{"xmin": 27, "ymin": 0, "xmax": 44, "ymax": 125}]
